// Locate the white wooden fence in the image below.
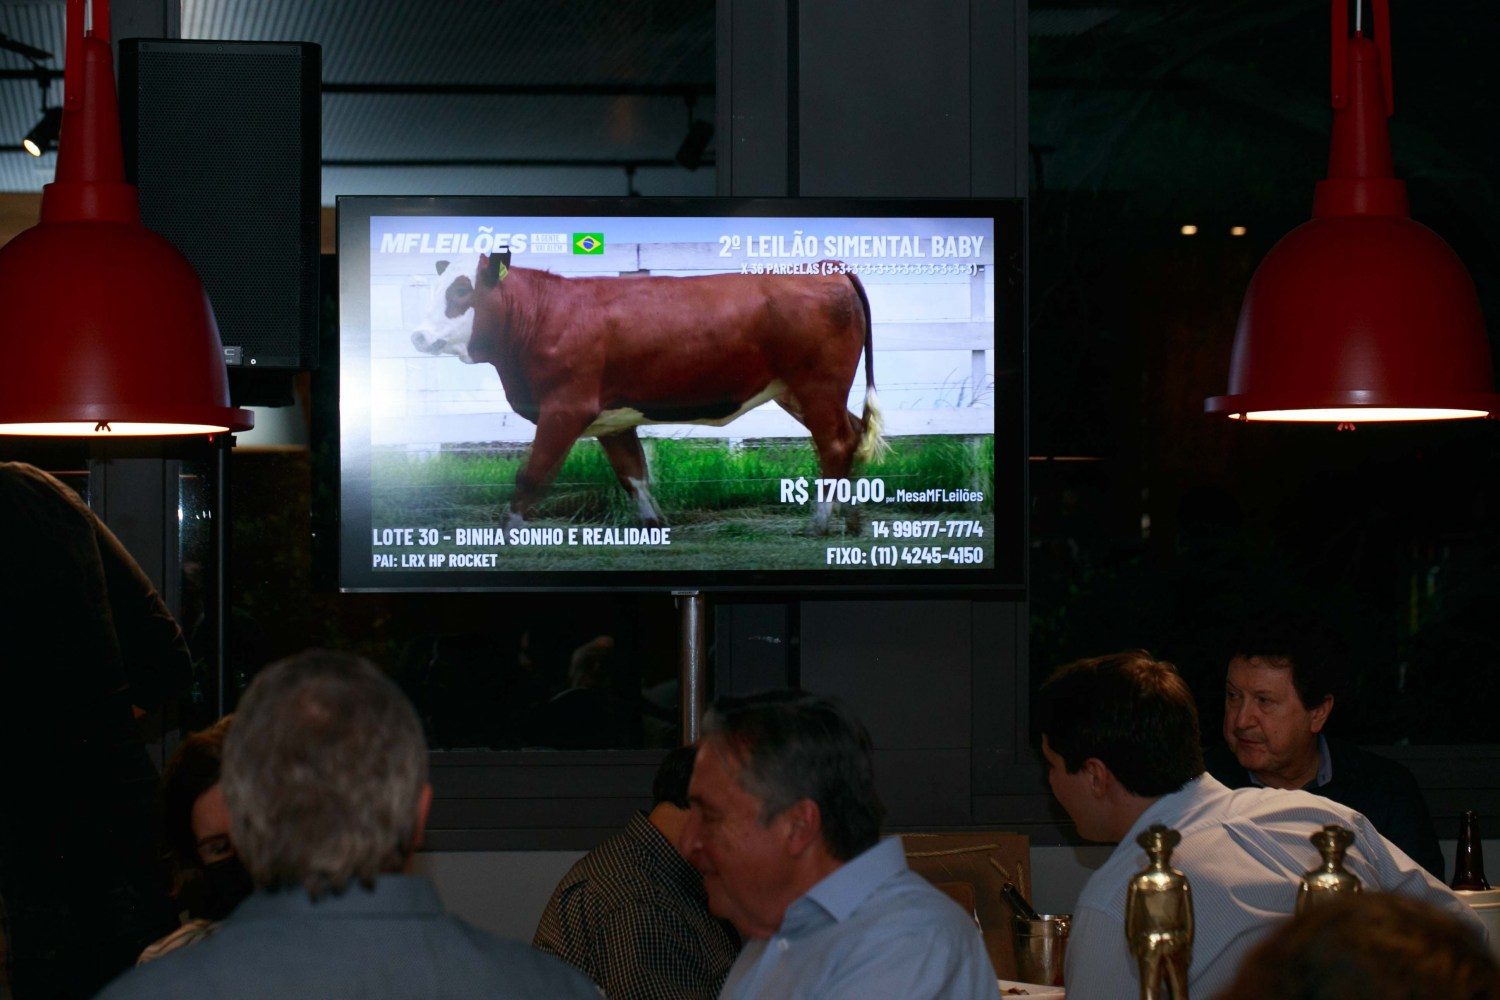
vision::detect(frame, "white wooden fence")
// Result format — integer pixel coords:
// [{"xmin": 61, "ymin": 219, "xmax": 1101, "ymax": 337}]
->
[{"xmin": 365, "ymin": 241, "xmax": 998, "ymax": 448}]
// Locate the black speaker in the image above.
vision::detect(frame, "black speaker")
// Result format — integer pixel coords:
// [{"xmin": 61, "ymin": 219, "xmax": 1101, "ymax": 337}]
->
[{"xmin": 120, "ymin": 39, "xmax": 321, "ymax": 371}]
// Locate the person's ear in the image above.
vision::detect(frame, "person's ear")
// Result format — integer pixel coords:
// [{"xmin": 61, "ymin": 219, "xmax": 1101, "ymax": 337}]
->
[
  {"xmin": 780, "ymin": 799, "xmax": 823, "ymax": 856},
  {"xmin": 1309, "ymin": 696, "xmax": 1334, "ymax": 734},
  {"xmin": 1081, "ymin": 757, "xmax": 1114, "ymax": 798},
  {"xmin": 412, "ymin": 784, "xmax": 434, "ymax": 852}
]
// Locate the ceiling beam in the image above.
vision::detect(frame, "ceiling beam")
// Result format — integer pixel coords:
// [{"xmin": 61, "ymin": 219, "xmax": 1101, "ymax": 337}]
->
[
  {"xmin": 321, "ymin": 82, "xmax": 713, "ymax": 97},
  {"xmin": 321, "ymin": 156, "xmax": 708, "ymax": 169}
]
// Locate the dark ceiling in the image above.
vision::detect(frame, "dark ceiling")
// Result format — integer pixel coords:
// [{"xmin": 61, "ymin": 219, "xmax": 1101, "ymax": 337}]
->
[{"xmin": 1030, "ymin": 1, "xmax": 1496, "ymax": 227}]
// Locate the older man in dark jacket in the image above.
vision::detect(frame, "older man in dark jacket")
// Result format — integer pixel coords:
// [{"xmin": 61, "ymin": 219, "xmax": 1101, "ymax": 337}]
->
[{"xmin": 1205, "ymin": 617, "xmax": 1444, "ymax": 878}]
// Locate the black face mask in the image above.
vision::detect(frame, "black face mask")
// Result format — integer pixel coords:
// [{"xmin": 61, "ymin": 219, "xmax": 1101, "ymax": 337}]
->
[{"xmin": 198, "ymin": 855, "xmax": 254, "ymax": 921}]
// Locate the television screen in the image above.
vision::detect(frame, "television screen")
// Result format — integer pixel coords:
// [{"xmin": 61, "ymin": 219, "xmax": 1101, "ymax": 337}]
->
[{"xmin": 335, "ymin": 197, "xmax": 1023, "ymax": 591}]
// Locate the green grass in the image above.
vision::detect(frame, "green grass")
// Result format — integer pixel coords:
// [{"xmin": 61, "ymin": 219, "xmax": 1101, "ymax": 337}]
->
[{"xmin": 371, "ymin": 435, "xmax": 994, "ymax": 525}]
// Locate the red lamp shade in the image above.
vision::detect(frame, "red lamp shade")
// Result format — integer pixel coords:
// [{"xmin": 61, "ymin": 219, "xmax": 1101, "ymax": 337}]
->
[
  {"xmin": 0, "ymin": 0, "xmax": 251, "ymax": 436},
  {"xmin": 1206, "ymin": 1, "xmax": 1498, "ymax": 423}
]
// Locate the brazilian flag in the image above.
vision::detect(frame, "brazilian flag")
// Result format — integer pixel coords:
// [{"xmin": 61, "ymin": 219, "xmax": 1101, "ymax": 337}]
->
[{"xmin": 572, "ymin": 233, "xmax": 605, "ymax": 255}]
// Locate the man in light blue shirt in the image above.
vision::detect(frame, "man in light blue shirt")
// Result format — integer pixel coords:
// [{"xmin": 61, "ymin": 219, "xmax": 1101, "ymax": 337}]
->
[{"xmin": 680, "ymin": 691, "xmax": 998, "ymax": 1000}]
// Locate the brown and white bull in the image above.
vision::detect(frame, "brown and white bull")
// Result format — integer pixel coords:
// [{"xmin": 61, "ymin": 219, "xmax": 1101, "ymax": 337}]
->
[{"xmin": 410, "ymin": 252, "xmax": 884, "ymax": 533}]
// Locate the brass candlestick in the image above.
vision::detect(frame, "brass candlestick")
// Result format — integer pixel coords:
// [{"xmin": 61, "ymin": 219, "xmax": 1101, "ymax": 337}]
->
[
  {"xmin": 1126, "ymin": 824, "xmax": 1194, "ymax": 1000},
  {"xmin": 1297, "ymin": 824, "xmax": 1362, "ymax": 912}
]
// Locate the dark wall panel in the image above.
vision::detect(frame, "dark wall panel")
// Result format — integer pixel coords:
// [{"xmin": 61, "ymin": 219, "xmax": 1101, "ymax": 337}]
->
[
  {"xmin": 877, "ymin": 749, "xmax": 972, "ymax": 827},
  {"xmin": 969, "ymin": 0, "xmax": 1028, "ymax": 198},
  {"xmin": 715, "ymin": 602, "xmax": 795, "ymax": 696},
  {"xmin": 432, "ymin": 761, "xmax": 659, "ymax": 799},
  {"xmin": 717, "ymin": 0, "xmax": 791, "ymax": 196},
  {"xmin": 801, "ymin": 600, "xmax": 973, "ymax": 750},
  {"xmin": 798, "ymin": 1, "xmax": 971, "ymax": 197},
  {"xmin": 429, "ymin": 797, "xmax": 641, "ymax": 831},
  {"xmin": 973, "ymin": 597, "xmax": 1026, "ymax": 791}
]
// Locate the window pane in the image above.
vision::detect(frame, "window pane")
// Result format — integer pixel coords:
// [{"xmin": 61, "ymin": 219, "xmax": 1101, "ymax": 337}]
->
[{"xmin": 231, "ymin": 448, "xmax": 681, "ymax": 749}]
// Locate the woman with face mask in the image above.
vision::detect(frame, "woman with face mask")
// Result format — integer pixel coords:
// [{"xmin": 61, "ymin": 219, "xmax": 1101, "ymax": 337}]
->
[{"xmin": 136, "ymin": 717, "xmax": 252, "ymax": 964}]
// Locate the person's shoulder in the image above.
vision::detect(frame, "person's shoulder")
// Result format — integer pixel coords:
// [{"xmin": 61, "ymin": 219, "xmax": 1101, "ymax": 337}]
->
[
  {"xmin": 1202, "ymin": 743, "xmax": 1251, "ymax": 787},
  {"xmin": 828, "ymin": 872, "xmax": 990, "ymax": 984},
  {"xmin": 861, "ymin": 869, "xmax": 990, "ymax": 936},
  {"xmin": 96, "ymin": 961, "xmax": 179, "ymax": 1000},
  {"xmin": 1076, "ymin": 845, "xmax": 1137, "ymax": 913},
  {"xmin": 0, "ymin": 461, "xmax": 60, "ymax": 494},
  {"xmin": 0, "ymin": 460, "xmax": 90, "ymax": 525},
  {"xmin": 97, "ymin": 927, "xmax": 240, "ymax": 1000},
  {"xmin": 1327, "ymin": 738, "xmax": 1422, "ymax": 789},
  {"xmin": 455, "ymin": 921, "xmax": 603, "ymax": 995},
  {"xmin": 552, "ymin": 838, "xmax": 664, "ymax": 912},
  {"xmin": 100, "ymin": 910, "xmax": 599, "ymax": 1000},
  {"xmin": 568, "ymin": 822, "xmax": 656, "ymax": 878},
  {"xmin": 1218, "ymin": 781, "xmax": 1359, "ymax": 823}
]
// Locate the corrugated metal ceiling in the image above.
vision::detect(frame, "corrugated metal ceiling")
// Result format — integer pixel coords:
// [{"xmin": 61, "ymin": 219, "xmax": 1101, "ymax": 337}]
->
[
  {"xmin": 183, "ymin": 0, "xmax": 714, "ymax": 86},
  {"xmin": 0, "ymin": 0, "xmax": 716, "ymax": 200}
]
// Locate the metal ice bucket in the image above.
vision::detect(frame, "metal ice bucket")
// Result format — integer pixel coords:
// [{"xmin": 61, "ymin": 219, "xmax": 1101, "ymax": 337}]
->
[{"xmin": 1014, "ymin": 913, "xmax": 1071, "ymax": 987}]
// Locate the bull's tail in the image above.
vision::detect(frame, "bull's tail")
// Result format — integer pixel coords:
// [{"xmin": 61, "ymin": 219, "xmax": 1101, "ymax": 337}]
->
[
  {"xmin": 856, "ymin": 387, "xmax": 889, "ymax": 464},
  {"xmin": 847, "ymin": 272, "xmax": 889, "ymax": 464}
]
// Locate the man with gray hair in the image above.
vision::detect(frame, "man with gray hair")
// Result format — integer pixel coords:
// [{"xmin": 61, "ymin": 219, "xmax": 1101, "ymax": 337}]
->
[
  {"xmin": 680, "ymin": 691, "xmax": 997, "ymax": 999},
  {"xmin": 97, "ymin": 650, "xmax": 599, "ymax": 999}
]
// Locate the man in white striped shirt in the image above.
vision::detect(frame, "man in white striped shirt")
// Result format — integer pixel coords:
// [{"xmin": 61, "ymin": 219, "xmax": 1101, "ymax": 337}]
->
[{"xmin": 1036, "ymin": 651, "xmax": 1485, "ymax": 1000}]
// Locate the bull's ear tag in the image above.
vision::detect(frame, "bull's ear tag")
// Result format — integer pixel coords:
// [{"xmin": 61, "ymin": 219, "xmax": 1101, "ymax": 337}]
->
[{"xmin": 481, "ymin": 253, "xmax": 509, "ymax": 285}]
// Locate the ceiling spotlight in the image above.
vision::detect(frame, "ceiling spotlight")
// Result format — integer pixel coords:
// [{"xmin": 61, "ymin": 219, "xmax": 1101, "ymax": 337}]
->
[
  {"xmin": 1230, "ymin": 225, "xmax": 1248, "ymax": 237},
  {"xmin": 19, "ymin": 57, "xmax": 60, "ymax": 157},
  {"xmin": 1180, "ymin": 224, "xmax": 1199, "ymax": 236},
  {"xmin": 22, "ymin": 107, "xmax": 61, "ymax": 156}
]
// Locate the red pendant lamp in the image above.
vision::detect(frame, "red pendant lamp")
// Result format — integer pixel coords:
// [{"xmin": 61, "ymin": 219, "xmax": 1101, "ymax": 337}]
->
[
  {"xmin": 0, "ymin": 0, "xmax": 251, "ymax": 436},
  {"xmin": 1205, "ymin": 0, "xmax": 1498, "ymax": 423}
]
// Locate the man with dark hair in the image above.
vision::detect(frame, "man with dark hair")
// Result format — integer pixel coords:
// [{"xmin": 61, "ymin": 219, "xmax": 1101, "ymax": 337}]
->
[
  {"xmin": 1204, "ymin": 619, "xmax": 1443, "ymax": 877},
  {"xmin": 1037, "ymin": 651, "xmax": 1482, "ymax": 1000},
  {"xmin": 681, "ymin": 691, "xmax": 997, "ymax": 999},
  {"xmin": 97, "ymin": 650, "xmax": 598, "ymax": 1000},
  {"xmin": 534, "ymin": 745, "xmax": 739, "ymax": 999}
]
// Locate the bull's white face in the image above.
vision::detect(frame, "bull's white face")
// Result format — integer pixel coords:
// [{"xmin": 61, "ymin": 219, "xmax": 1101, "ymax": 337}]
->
[{"xmin": 410, "ymin": 254, "xmax": 481, "ymax": 363}]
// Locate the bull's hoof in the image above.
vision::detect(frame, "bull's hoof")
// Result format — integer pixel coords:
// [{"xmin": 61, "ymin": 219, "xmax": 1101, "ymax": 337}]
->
[{"xmin": 507, "ymin": 511, "xmax": 527, "ymax": 530}]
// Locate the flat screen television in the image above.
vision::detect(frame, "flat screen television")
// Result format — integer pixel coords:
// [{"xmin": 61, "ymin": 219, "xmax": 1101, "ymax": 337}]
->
[{"xmin": 334, "ymin": 196, "xmax": 1024, "ymax": 592}]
